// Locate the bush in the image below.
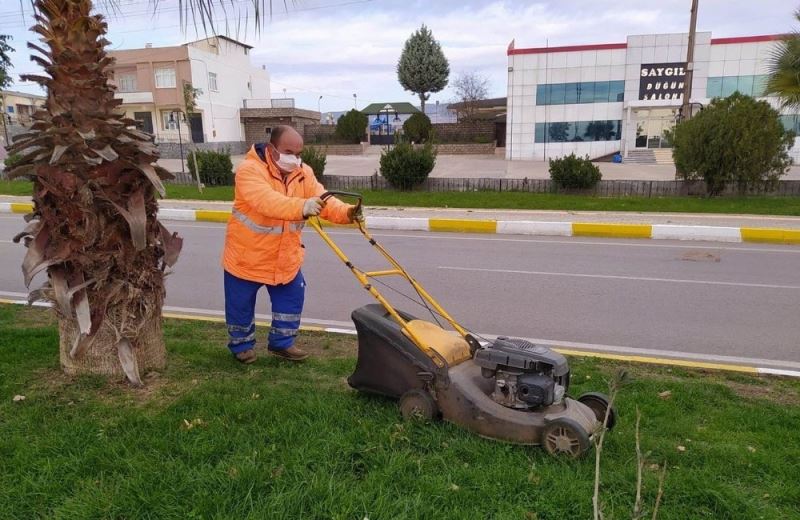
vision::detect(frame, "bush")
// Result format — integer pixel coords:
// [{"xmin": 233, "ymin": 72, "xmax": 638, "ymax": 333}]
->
[
  {"xmin": 335, "ymin": 110, "xmax": 367, "ymax": 144},
  {"xmin": 187, "ymin": 149, "xmax": 234, "ymax": 186},
  {"xmin": 672, "ymin": 92, "xmax": 794, "ymax": 196},
  {"xmin": 403, "ymin": 113, "xmax": 432, "ymax": 143},
  {"xmin": 301, "ymin": 145, "xmax": 327, "ymax": 181},
  {"xmin": 380, "ymin": 142, "xmax": 436, "ymax": 190},
  {"xmin": 549, "ymin": 153, "xmax": 602, "ymax": 189},
  {"xmin": 3, "ymin": 152, "xmax": 23, "ymax": 171}
]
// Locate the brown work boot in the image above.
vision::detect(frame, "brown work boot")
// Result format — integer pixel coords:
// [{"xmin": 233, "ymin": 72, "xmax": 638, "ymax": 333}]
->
[
  {"xmin": 268, "ymin": 346, "xmax": 309, "ymax": 361},
  {"xmin": 234, "ymin": 349, "xmax": 258, "ymax": 364}
]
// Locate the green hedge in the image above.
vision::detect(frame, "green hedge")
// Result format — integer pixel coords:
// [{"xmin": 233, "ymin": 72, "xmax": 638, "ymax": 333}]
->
[
  {"xmin": 549, "ymin": 153, "xmax": 602, "ymax": 189},
  {"xmin": 380, "ymin": 142, "xmax": 436, "ymax": 190},
  {"xmin": 301, "ymin": 146, "xmax": 327, "ymax": 181},
  {"xmin": 187, "ymin": 149, "xmax": 234, "ymax": 186}
]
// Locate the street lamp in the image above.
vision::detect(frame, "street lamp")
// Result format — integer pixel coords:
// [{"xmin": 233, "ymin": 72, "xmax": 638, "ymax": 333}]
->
[
  {"xmin": 318, "ymin": 95, "xmax": 322, "ymax": 114},
  {"xmin": 381, "ymin": 104, "xmax": 395, "ymax": 152},
  {"xmin": 353, "ymin": 93, "xmax": 357, "ymax": 110}
]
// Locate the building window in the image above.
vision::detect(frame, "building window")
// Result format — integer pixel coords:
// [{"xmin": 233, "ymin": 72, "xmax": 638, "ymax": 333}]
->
[
  {"xmin": 154, "ymin": 67, "xmax": 176, "ymax": 89},
  {"xmin": 117, "ymin": 74, "xmax": 137, "ymax": 92},
  {"xmin": 780, "ymin": 115, "xmax": 800, "ymax": 134},
  {"xmin": 133, "ymin": 112, "xmax": 154, "ymax": 134},
  {"xmin": 209, "ymin": 72, "xmax": 219, "ymax": 92},
  {"xmin": 534, "ymin": 120, "xmax": 622, "ymax": 143},
  {"xmin": 160, "ymin": 110, "xmax": 184, "ymax": 131},
  {"xmin": 536, "ymin": 81, "xmax": 625, "ymax": 106},
  {"xmin": 706, "ymin": 75, "xmax": 770, "ymax": 98}
]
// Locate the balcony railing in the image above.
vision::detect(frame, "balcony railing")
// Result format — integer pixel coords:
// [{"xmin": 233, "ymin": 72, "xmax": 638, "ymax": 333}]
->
[
  {"xmin": 242, "ymin": 98, "xmax": 295, "ymax": 109},
  {"xmin": 114, "ymin": 91, "xmax": 154, "ymax": 104}
]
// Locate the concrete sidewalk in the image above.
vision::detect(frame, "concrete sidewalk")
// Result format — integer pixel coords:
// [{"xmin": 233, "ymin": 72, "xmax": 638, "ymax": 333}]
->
[
  {"xmin": 3, "ymin": 194, "xmax": 800, "ymax": 244},
  {"xmin": 155, "ymin": 155, "xmax": 800, "ymax": 181}
]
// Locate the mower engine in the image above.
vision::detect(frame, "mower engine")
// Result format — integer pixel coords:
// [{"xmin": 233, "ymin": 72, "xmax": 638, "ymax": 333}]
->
[{"xmin": 474, "ymin": 337, "xmax": 571, "ymax": 410}]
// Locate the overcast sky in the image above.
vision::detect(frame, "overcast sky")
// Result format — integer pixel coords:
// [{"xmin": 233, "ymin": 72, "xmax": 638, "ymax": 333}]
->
[{"xmin": 0, "ymin": 0, "xmax": 796, "ymax": 112}]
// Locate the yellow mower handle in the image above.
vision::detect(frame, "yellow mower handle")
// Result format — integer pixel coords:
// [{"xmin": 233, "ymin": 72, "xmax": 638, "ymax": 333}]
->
[
  {"xmin": 320, "ymin": 190, "xmax": 362, "ymax": 209},
  {"xmin": 307, "ymin": 192, "xmax": 473, "ymax": 366}
]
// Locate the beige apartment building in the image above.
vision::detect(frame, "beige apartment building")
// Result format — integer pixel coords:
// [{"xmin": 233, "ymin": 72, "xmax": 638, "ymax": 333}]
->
[
  {"xmin": 108, "ymin": 35, "xmax": 271, "ymax": 152},
  {"xmin": 1, "ymin": 90, "xmax": 46, "ymax": 125}
]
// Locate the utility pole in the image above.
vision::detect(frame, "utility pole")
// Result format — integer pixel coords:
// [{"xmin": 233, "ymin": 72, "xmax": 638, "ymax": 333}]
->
[
  {"xmin": 0, "ymin": 94, "xmax": 8, "ymax": 145},
  {"xmin": 680, "ymin": 0, "xmax": 699, "ymax": 122}
]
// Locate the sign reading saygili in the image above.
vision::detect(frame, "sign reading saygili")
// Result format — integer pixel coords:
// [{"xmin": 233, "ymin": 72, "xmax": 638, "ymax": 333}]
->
[{"xmin": 639, "ymin": 63, "xmax": 687, "ymax": 101}]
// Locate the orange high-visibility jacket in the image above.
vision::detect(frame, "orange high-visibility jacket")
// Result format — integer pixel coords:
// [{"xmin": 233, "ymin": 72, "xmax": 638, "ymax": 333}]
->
[{"xmin": 223, "ymin": 145, "xmax": 352, "ymax": 285}]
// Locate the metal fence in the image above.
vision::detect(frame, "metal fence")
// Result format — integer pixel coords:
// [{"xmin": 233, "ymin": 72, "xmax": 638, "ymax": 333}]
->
[
  {"xmin": 318, "ymin": 175, "xmax": 800, "ymax": 197},
  {"xmin": 7, "ymin": 168, "xmax": 800, "ymax": 197}
]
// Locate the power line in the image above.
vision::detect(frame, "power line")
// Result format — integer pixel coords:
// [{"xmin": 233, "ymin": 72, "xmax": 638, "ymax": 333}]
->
[
  {"xmin": 268, "ymin": 78, "xmax": 355, "ymax": 101},
  {"xmin": 0, "ymin": 0, "xmax": 375, "ymax": 32}
]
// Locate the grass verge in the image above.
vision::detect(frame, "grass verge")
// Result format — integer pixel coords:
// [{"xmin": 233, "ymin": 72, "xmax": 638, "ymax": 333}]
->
[
  {"xmin": 3, "ymin": 180, "xmax": 800, "ymax": 215},
  {"xmin": 1, "ymin": 304, "xmax": 798, "ymax": 519}
]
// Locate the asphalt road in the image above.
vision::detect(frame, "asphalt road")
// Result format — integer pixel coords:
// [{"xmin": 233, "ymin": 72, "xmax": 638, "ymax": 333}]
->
[{"xmin": 2, "ymin": 214, "xmax": 799, "ymax": 370}]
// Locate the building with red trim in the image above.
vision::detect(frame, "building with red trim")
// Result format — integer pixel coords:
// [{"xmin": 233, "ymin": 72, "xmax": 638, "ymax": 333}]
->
[{"xmin": 505, "ymin": 33, "xmax": 798, "ymax": 163}]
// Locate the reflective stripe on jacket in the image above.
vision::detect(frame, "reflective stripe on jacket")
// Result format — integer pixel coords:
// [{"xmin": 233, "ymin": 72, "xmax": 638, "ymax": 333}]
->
[{"xmin": 222, "ymin": 144, "xmax": 351, "ymax": 285}]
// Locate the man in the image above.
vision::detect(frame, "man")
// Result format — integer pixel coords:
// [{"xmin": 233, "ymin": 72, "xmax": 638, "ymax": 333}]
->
[{"xmin": 223, "ymin": 125, "xmax": 362, "ymax": 364}]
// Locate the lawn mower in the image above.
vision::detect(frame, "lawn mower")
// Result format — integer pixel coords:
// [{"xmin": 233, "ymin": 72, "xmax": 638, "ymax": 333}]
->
[{"xmin": 309, "ymin": 191, "xmax": 617, "ymax": 458}]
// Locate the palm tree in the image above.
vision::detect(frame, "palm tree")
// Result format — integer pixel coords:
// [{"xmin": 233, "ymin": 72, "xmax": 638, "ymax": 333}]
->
[
  {"xmin": 766, "ymin": 9, "xmax": 800, "ymax": 109},
  {"xmin": 7, "ymin": 0, "xmax": 279, "ymax": 386}
]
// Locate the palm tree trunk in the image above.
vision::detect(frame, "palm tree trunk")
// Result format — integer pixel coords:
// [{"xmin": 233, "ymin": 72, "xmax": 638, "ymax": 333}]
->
[
  {"xmin": 8, "ymin": 0, "xmax": 182, "ymax": 386},
  {"xmin": 59, "ymin": 315, "xmax": 165, "ymax": 379}
]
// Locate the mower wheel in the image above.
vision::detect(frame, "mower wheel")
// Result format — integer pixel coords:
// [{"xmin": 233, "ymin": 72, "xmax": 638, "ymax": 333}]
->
[
  {"xmin": 541, "ymin": 418, "xmax": 591, "ymax": 458},
  {"xmin": 399, "ymin": 389, "xmax": 438, "ymax": 422},
  {"xmin": 578, "ymin": 392, "xmax": 617, "ymax": 430}
]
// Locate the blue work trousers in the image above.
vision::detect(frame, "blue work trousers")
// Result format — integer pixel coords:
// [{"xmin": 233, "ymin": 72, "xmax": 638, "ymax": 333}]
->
[{"xmin": 224, "ymin": 270, "xmax": 306, "ymax": 354}]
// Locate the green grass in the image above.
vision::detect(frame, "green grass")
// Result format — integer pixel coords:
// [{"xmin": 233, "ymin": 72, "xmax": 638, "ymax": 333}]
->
[
  {"xmin": 0, "ymin": 179, "xmax": 36, "ymax": 197},
  {"xmin": 1, "ymin": 304, "xmax": 799, "ymax": 519},
  {"xmin": 3, "ymin": 180, "xmax": 800, "ymax": 215}
]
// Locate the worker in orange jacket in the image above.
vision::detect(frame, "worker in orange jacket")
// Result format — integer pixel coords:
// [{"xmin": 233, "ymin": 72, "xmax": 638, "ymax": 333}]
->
[{"xmin": 223, "ymin": 125, "xmax": 362, "ymax": 363}]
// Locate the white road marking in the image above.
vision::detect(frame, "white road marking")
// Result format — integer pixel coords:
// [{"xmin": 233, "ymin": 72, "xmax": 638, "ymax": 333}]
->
[
  {"xmin": 0, "ymin": 291, "xmax": 29, "ymax": 299},
  {"xmin": 439, "ymin": 265, "xmax": 800, "ymax": 290},
  {"xmin": 472, "ymin": 332, "xmax": 800, "ymax": 371},
  {"xmin": 167, "ymin": 223, "xmax": 226, "ymax": 230},
  {"xmin": 1, "ymin": 240, "xmax": 13, "ymax": 244},
  {"xmin": 0, "ymin": 291, "xmax": 355, "ymax": 329},
  {"xmin": 2, "ymin": 293, "xmax": 797, "ymax": 371},
  {"xmin": 161, "ymin": 304, "xmax": 354, "ymax": 329},
  {"xmin": 324, "ymin": 230, "xmax": 800, "ymax": 254}
]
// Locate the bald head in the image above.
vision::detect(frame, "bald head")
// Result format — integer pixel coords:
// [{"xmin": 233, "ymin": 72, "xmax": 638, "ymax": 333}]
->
[
  {"xmin": 267, "ymin": 125, "xmax": 304, "ymax": 173},
  {"xmin": 270, "ymin": 125, "xmax": 303, "ymax": 154}
]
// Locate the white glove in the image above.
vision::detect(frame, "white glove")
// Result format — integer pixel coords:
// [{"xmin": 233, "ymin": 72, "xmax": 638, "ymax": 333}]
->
[{"xmin": 302, "ymin": 197, "xmax": 324, "ymax": 217}]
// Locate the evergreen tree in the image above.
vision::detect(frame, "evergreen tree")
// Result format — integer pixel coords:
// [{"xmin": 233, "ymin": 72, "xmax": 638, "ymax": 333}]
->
[{"xmin": 397, "ymin": 25, "xmax": 449, "ymax": 114}]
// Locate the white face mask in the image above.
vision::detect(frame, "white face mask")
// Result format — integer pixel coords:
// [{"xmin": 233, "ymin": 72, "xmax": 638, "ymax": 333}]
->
[{"xmin": 276, "ymin": 153, "xmax": 301, "ymax": 172}]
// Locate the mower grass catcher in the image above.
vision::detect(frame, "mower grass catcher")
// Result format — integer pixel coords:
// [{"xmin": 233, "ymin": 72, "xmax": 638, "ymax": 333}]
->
[{"xmin": 309, "ymin": 192, "xmax": 617, "ymax": 458}]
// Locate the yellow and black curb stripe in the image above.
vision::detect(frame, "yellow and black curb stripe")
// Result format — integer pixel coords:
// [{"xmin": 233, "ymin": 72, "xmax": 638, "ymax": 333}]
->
[
  {"xmin": 2, "ymin": 298, "xmax": 797, "ymax": 378},
  {"xmin": 3, "ymin": 202, "xmax": 798, "ymax": 245}
]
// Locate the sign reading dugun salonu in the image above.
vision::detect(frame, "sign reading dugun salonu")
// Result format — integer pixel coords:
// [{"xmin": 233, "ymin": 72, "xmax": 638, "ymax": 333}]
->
[{"xmin": 639, "ymin": 62, "xmax": 687, "ymax": 101}]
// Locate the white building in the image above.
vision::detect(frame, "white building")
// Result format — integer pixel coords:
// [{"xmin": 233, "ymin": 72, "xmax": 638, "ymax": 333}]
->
[
  {"xmin": 109, "ymin": 36, "xmax": 270, "ymax": 148},
  {"xmin": 505, "ymin": 33, "xmax": 799, "ymax": 162}
]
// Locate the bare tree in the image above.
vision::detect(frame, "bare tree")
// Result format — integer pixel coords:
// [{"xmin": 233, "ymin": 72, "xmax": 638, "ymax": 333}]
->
[{"xmin": 451, "ymin": 71, "xmax": 490, "ymax": 120}]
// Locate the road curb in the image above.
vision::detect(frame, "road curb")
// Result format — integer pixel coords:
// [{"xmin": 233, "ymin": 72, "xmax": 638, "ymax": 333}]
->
[
  {"xmin": 2, "ymin": 298, "xmax": 797, "ymax": 378},
  {"xmin": 2, "ymin": 203, "xmax": 799, "ymax": 245}
]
